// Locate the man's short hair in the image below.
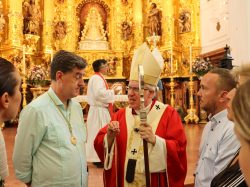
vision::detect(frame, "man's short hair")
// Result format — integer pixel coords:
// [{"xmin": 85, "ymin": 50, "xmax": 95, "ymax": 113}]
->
[
  {"xmin": 209, "ymin": 68, "xmax": 237, "ymax": 92},
  {"xmin": 50, "ymin": 50, "xmax": 87, "ymax": 80},
  {"xmin": 92, "ymin": 59, "xmax": 107, "ymax": 72}
]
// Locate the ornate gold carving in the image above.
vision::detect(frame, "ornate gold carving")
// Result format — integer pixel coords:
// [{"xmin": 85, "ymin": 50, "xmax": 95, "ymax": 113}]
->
[{"xmin": 23, "ymin": 34, "xmax": 40, "ymax": 54}]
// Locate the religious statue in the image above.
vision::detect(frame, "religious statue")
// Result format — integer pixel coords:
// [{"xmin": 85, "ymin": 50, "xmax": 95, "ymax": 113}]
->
[
  {"xmin": 22, "ymin": 0, "xmax": 42, "ymax": 35},
  {"xmin": 53, "ymin": 21, "xmax": 67, "ymax": 40},
  {"xmin": 147, "ymin": 3, "xmax": 161, "ymax": 36},
  {"xmin": 107, "ymin": 57, "xmax": 118, "ymax": 76},
  {"xmin": 179, "ymin": 10, "xmax": 191, "ymax": 33},
  {"xmin": 79, "ymin": 7, "xmax": 109, "ymax": 50},
  {"xmin": 80, "ymin": 7, "xmax": 107, "ymax": 41},
  {"xmin": 121, "ymin": 21, "xmax": 132, "ymax": 41}
]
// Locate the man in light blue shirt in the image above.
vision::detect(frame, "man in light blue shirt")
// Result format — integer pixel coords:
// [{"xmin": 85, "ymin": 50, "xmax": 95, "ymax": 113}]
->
[
  {"xmin": 195, "ymin": 68, "xmax": 240, "ymax": 187},
  {"xmin": 13, "ymin": 50, "xmax": 88, "ymax": 187}
]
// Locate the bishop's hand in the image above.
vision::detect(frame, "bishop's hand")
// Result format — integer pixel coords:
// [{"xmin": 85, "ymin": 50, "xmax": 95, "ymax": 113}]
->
[
  {"xmin": 139, "ymin": 124, "xmax": 156, "ymax": 145},
  {"xmin": 107, "ymin": 121, "xmax": 120, "ymax": 150}
]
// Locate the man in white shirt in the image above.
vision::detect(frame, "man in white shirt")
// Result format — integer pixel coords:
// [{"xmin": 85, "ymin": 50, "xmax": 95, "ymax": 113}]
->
[{"xmin": 195, "ymin": 68, "xmax": 240, "ymax": 187}]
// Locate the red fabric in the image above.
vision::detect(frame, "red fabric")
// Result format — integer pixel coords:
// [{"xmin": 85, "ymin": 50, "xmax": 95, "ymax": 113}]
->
[
  {"xmin": 94, "ymin": 72, "xmax": 113, "ymax": 117},
  {"xmin": 94, "ymin": 103, "xmax": 187, "ymax": 187}
]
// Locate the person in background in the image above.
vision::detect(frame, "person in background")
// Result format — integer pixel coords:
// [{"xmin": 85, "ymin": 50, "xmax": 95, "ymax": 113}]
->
[
  {"xmin": 0, "ymin": 57, "xmax": 22, "ymax": 187},
  {"xmin": 195, "ymin": 68, "xmax": 240, "ymax": 187},
  {"xmin": 13, "ymin": 50, "xmax": 88, "ymax": 187},
  {"xmin": 211, "ymin": 64, "xmax": 250, "ymax": 187},
  {"xmin": 155, "ymin": 79, "xmax": 163, "ymax": 102},
  {"xmin": 94, "ymin": 43, "xmax": 187, "ymax": 187},
  {"xmin": 86, "ymin": 59, "xmax": 115, "ymax": 167},
  {"xmin": 232, "ymin": 79, "xmax": 250, "ymax": 187}
]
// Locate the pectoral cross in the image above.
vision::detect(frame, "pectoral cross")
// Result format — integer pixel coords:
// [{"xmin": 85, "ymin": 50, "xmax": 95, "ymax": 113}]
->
[{"xmin": 131, "ymin": 149, "xmax": 137, "ymax": 155}]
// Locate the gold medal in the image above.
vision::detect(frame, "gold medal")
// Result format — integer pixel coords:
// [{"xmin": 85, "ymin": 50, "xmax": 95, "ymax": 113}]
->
[{"xmin": 71, "ymin": 136, "xmax": 77, "ymax": 145}]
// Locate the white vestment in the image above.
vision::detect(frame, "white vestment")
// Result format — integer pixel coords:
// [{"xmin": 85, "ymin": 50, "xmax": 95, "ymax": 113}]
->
[{"xmin": 86, "ymin": 74, "xmax": 115, "ymax": 162}]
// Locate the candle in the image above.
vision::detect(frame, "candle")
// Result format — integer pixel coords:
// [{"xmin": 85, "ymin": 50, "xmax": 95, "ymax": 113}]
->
[
  {"xmin": 23, "ymin": 45, "xmax": 26, "ymax": 74},
  {"xmin": 170, "ymin": 41, "xmax": 173, "ymax": 74},
  {"xmin": 51, "ymin": 49, "xmax": 53, "ymax": 62},
  {"xmin": 189, "ymin": 45, "xmax": 192, "ymax": 73}
]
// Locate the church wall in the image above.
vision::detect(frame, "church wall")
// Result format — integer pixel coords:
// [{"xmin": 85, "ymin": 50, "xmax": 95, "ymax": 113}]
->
[{"xmin": 200, "ymin": 0, "xmax": 250, "ymax": 66}]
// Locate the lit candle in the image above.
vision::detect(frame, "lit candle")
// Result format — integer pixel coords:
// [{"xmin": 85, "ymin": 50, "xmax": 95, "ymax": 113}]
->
[
  {"xmin": 189, "ymin": 45, "xmax": 192, "ymax": 73},
  {"xmin": 170, "ymin": 41, "xmax": 173, "ymax": 74},
  {"xmin": 23, "ymin": 45, "xmax": 26, "ymax": 74},
  {"xmin": 51, "ymin": 49, "xmax": 53, "ymax": 62}
]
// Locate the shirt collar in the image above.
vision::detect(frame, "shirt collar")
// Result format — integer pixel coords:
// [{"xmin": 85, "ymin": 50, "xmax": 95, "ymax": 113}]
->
[
  {"xmin": 208, "ymin": 109, "xmax": 227, "ymax": 125},
  {"xmin": 48, "ymin": 87, "xmax": 72, "ymax": 110}
]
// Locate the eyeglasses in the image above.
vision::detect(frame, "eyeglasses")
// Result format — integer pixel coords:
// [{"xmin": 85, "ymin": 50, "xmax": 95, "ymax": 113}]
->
[{"xmin": 126, "ymin": 86, "xmax": 149, "ymax": 93}]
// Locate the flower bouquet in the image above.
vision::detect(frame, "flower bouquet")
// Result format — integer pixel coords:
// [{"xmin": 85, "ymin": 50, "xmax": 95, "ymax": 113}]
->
[
  {"xmin": 27, "ymin": 65, "xmax": 49, "ymax": 87},
  {"xmin": 192, "ymin": 57, "xmax": 213, "ymax": 77}
]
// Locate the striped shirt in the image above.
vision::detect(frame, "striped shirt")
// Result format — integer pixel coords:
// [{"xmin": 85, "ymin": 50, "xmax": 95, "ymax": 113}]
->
[{"xmin": 211, "ymin": 149, "xmax": 247, "ymax": 187}]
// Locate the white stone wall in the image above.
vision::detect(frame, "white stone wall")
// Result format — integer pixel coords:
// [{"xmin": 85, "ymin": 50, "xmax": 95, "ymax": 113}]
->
[{"xmin": 200, "ymin": 0, "xmax": 250, "ymax": 66}]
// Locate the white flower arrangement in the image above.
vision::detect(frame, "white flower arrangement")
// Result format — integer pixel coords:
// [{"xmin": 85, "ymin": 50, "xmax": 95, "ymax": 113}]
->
[
  {"xmin": 27, "ymin": 65, "xmax": 49, "ymax": 86},
  {"xmin": 192, "ymin": 57, "xmax": 213, "ymax": 77}
]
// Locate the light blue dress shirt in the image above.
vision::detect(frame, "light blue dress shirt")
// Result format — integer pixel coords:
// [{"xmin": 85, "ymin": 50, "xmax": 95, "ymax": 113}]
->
[
  {"xmin": 194, "ymin": 109, "xmax": 240, "ymax": 187},
  {"xmin": 13, "ymin": 88, "xmax": 88, "ymax": 187}
]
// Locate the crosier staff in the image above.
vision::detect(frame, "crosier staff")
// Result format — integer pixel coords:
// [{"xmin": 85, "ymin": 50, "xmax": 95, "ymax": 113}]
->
[{"xmin": 138, "ymin": 64, "xmax": 150, "ymax": 187}]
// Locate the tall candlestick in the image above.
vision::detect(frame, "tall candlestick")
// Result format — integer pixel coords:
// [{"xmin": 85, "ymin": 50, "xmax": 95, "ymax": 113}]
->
[
  {"xmin": 189, "ymin": 45, "xmax": 192, "ymax": 73},
  {"xmin": 23, "ymin": 45, "xmax": 26, "ymax": 75},
  {"xmin": 170, "ymin": 41, "xmax": 173, "ymax": 74}
]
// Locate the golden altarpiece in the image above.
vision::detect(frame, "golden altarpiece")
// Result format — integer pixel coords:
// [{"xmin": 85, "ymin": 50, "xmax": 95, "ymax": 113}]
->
[{"xmin": 0, "ymin": 0, "xmax": 202, "ymax": 123}]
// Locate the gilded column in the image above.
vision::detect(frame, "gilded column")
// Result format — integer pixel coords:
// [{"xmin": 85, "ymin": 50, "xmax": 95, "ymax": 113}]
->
[
  {"xmin": 113, "ymin": 0, "xmax": 122, "ymax": 50},
  {"xmin": 133, "ymin": 0, "xmax": 143, "ymax": 47},
  {"xmin": 43, "ymin": 0, "xmax": 53, "ymax": 52},
  {"xmin": 161, "ymin": 0, "xmax": 174, "ymax": 47},
  {"xmin": 193, "ymin": 0, "xmax": 201, "ymax": 47},
  {"xmin": 65, "ymin": 0, "xmax": 76, "ymax": 51},
  {"xmin": 8, "ymin": 0, "xmax": 22, "ymax": 47}
]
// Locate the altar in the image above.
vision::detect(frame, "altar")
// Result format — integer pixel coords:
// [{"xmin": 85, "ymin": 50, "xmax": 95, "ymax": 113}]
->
[{"xmin": 74, "ymin": 94, "xmax": 128, "ymax": 111}]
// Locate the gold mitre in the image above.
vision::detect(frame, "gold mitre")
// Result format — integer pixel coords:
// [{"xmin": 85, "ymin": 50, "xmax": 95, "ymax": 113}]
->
[{"xmin": 129, "ymin": 43, "xmax": 163, "ymax": 86}]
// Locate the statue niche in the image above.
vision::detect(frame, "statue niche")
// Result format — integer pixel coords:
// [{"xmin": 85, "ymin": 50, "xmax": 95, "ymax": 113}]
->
[{"xmin": 78, "ymin": 7, "xmax": 109, "ymax": 50}]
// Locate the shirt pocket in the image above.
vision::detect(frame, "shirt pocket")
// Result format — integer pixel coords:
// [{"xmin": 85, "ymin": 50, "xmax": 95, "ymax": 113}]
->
[
  {"xmin": 203, "ymin": 145, "xmax": 217, "ymax": 161},
  {"xmin": 46, "ymin": 121, "xmax": 71, "ymax": 147}
]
